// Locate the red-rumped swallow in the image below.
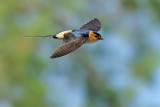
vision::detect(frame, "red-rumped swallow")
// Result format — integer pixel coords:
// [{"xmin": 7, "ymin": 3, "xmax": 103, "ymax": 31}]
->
[{"xmin": 25, "ymin": 18, "xmax": 103, "ymax": 58}]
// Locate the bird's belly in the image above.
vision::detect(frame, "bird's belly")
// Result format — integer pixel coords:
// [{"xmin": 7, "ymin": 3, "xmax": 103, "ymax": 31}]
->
[{"xmin": 85, "ymin": 39, "xmax": 99, "ymax": 44}]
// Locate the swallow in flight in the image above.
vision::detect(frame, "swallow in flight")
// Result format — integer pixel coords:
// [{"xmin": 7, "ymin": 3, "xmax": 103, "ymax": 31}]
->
[{"xmin": 25, "ymin": 18, "xmax": 103, "ymax": 58}]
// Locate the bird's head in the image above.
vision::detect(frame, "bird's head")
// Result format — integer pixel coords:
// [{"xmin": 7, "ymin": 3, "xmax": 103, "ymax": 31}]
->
[{"xmin": 89, "ymin": 31, "xmax": 103, "ymax": 40}]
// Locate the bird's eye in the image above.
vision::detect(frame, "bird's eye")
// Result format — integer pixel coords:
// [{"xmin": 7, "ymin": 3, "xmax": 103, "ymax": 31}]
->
[{"xmin": 95, "ymin": 35, "xmax": 99, "ymax": 38}]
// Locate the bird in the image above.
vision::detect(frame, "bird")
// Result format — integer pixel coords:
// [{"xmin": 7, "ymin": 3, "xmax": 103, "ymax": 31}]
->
[{"xmin": 24, "ymin": 18, "xmax": 103, "ymax": 58}]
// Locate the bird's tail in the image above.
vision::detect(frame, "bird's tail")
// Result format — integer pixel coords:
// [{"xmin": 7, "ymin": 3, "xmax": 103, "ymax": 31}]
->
[{"xmin": 24, "ymin": 35, "xmax": 57, "ymax": 39}]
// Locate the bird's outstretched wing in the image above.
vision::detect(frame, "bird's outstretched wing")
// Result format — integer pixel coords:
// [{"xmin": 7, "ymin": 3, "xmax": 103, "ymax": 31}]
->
[
  {"xmin": 50, "ymin": 37, "xmax": 88, "ymax": 58},
  {"xmin": 80, "ymin": 18, "xmax": 101, "ymax": 32}
]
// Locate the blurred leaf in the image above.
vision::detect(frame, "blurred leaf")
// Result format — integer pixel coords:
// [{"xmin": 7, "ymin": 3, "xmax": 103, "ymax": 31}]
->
[
  {"xmin": 132, "ymin": 52, "xmax": 157, "ymax": 80},
  {"xmin": 122, "ymin": 0, "xmax": 138, "ymax": 10}
]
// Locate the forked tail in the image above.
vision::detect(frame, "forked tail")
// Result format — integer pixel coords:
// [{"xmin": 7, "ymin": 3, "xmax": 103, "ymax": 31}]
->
[{"xmin": 24, "ymin": 35, "xmax": 57, "ymax": 39}]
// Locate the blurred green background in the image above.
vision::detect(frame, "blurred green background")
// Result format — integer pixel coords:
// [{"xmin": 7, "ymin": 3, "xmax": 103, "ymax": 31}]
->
[{"xmin": 1, "ymin": 0, "xmax": 160, "ymax": 107}]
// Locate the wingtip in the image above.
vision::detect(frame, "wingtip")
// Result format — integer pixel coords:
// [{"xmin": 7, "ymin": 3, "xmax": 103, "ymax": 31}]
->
[
  {"xmin": 50, "ymin": 55, "xmax": 59, "ymax": 59},
  {"xmin": 94, "ymin": 18, "xmax": 98, "ymax": 20},
  {"xmin": 50, "ymin": 56, "xmax": 55, "ymax": 59},
  {"xmin": 93, "ymin": 18, "xmax": 99, "ymax": 21}
]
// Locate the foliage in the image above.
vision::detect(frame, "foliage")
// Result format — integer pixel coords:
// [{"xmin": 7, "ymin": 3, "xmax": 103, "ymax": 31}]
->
[{"xmin": 0, "ymin": 0, "xmax": 160, "ymax": 107}]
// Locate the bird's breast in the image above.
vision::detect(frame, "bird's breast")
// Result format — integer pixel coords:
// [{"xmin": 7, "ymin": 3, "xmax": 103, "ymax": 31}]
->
[{"xmin": 85, "ymin": 39, "xmax": 99, "ymax": 44}]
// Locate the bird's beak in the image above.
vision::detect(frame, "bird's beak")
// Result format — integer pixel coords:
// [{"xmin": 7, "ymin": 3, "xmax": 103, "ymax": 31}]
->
[{"xmin": 101, "ymin": 37, "xmax": 104, "ymax": 40}]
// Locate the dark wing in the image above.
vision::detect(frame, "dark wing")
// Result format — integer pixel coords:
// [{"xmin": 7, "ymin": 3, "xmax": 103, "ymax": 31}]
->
[
  {"xmin": 63, "ymin": 33, "xmax": 77, "ymax": 43},
  {"xmin": 50, "ymin": 37, "xmax": 88, "ymax": 58},
  {"xmin": 80, "ymin": 18, "xmax": 101, "ymax": 32}
]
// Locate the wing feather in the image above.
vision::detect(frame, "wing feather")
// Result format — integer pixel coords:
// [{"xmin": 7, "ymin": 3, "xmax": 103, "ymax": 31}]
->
[
  {"xmin": 50, "ymin": 37, "xmax": 88, "ymax": 58},
  {"xmin": 80, "ymin": 18, "xmax": 101, "ymax": 32}
]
